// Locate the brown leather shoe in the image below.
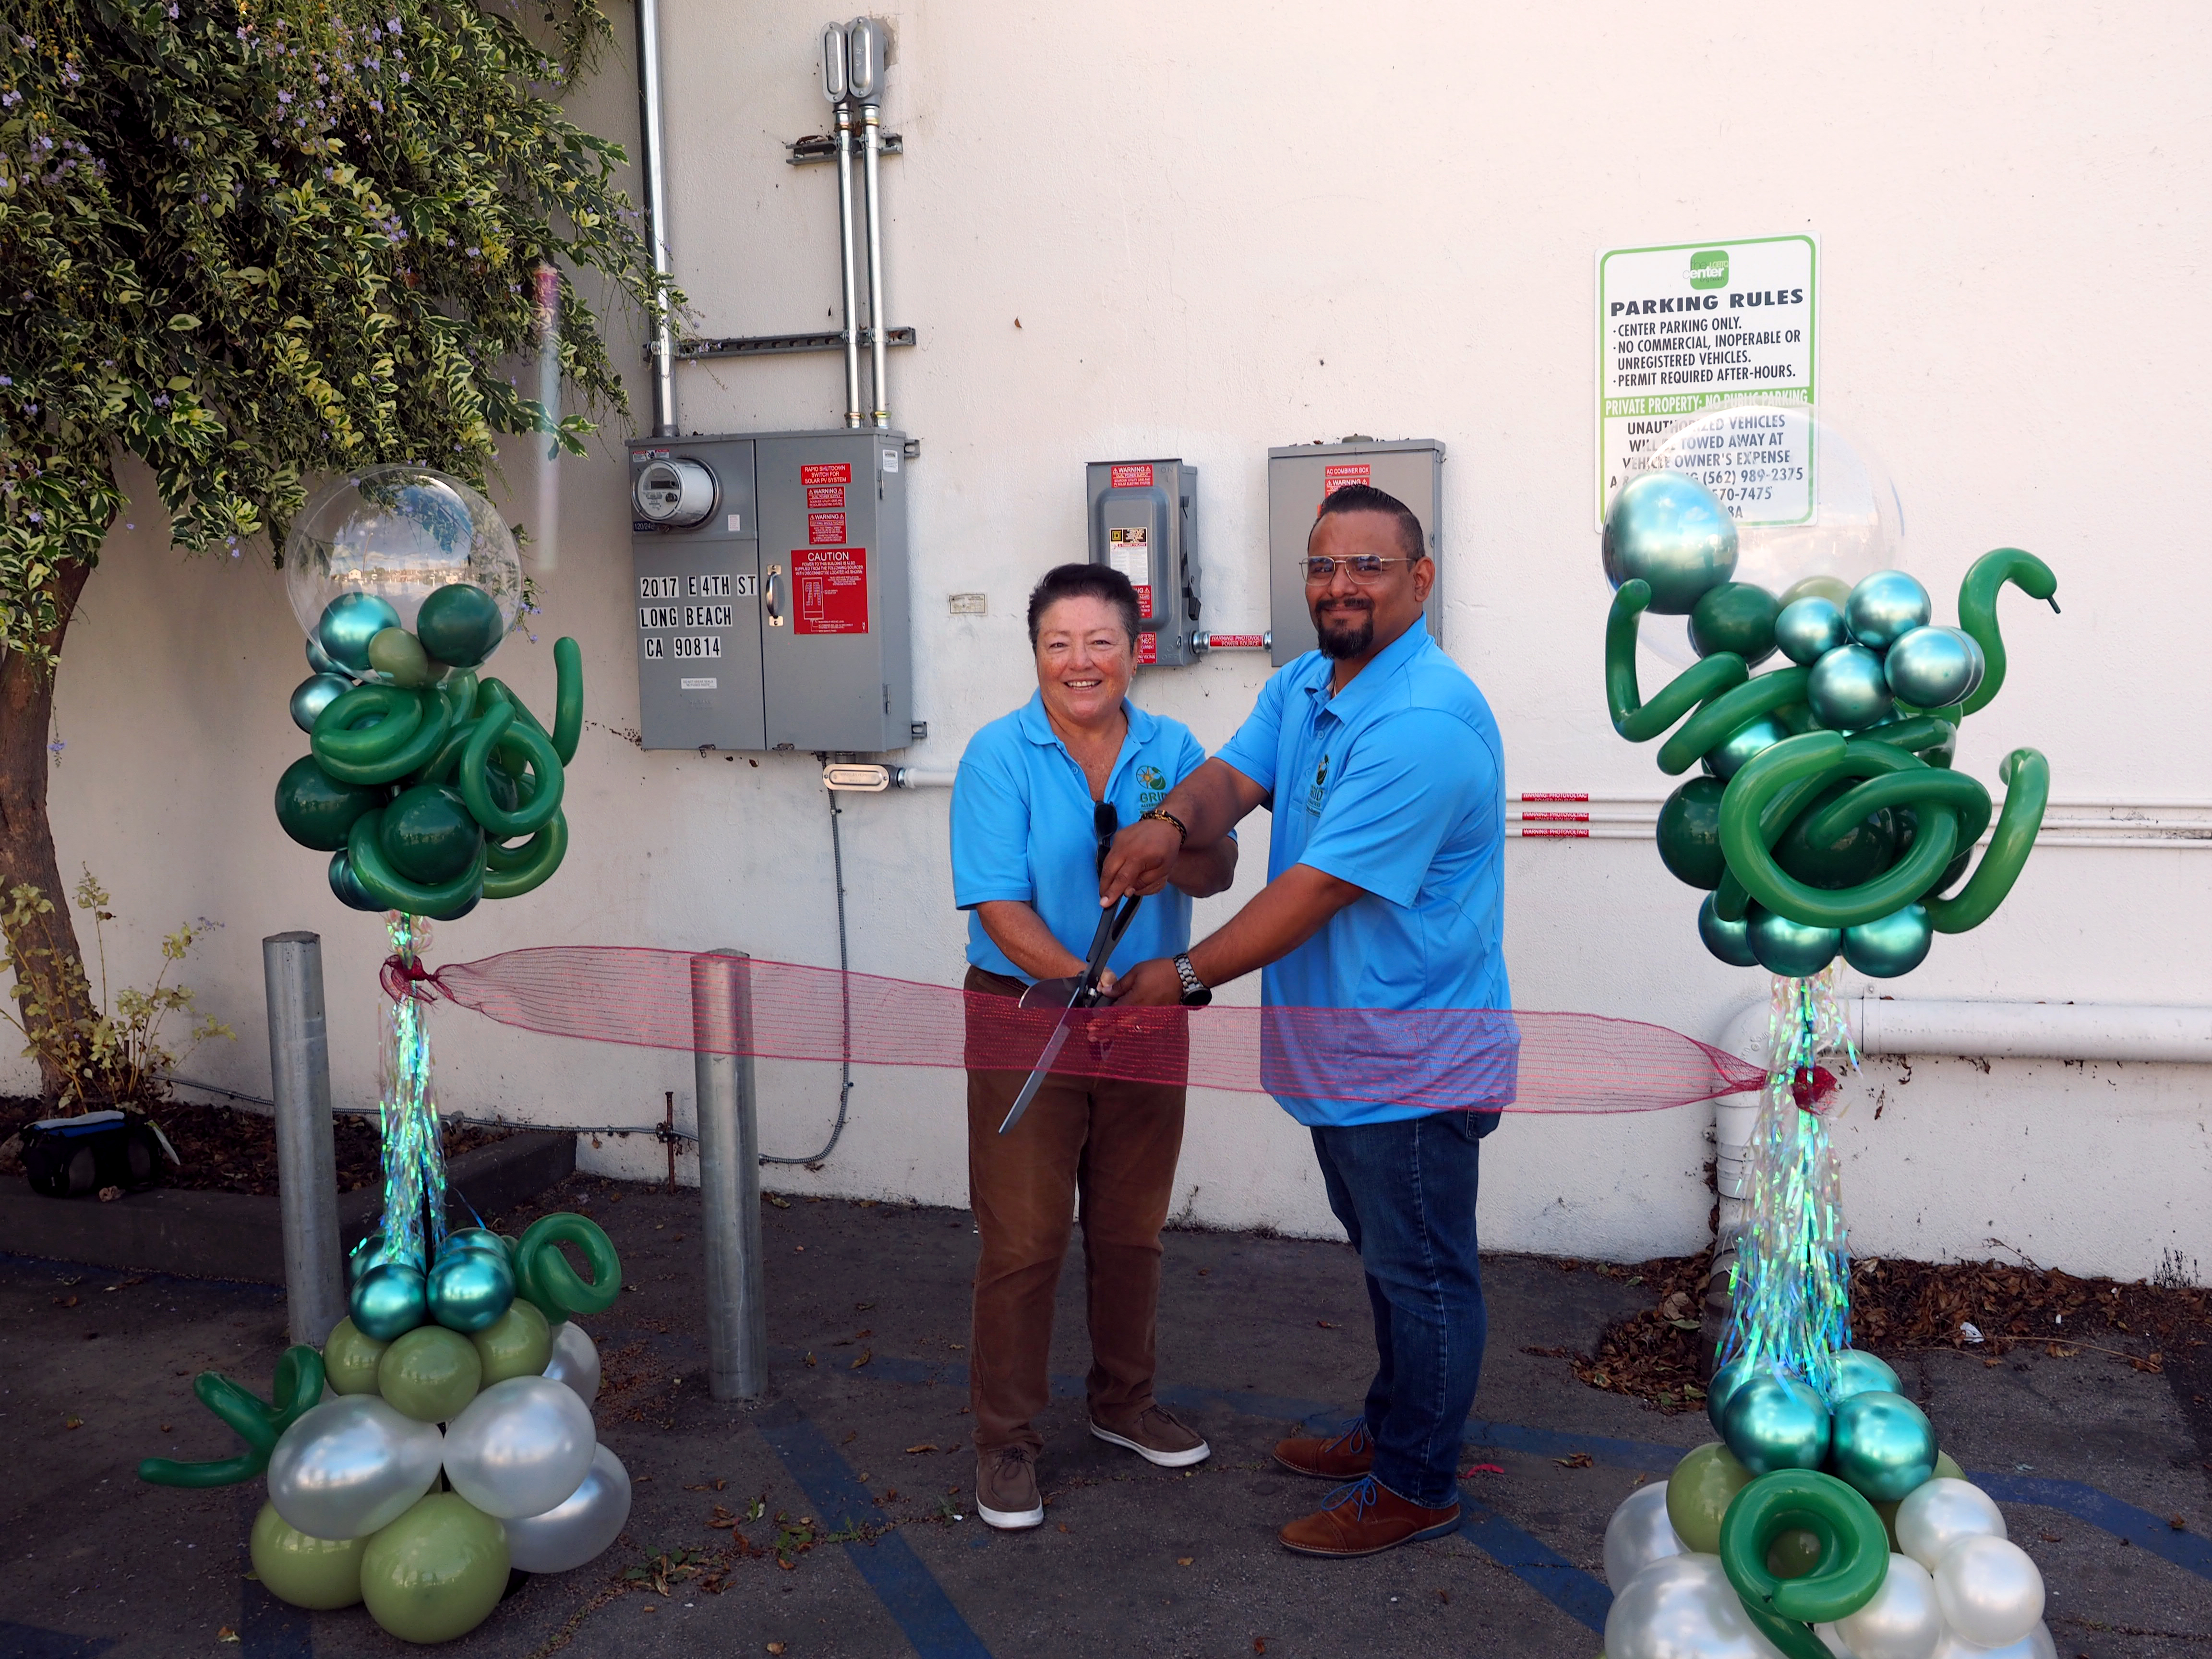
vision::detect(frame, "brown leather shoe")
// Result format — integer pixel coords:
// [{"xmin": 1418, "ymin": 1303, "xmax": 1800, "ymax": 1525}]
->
[
  {"xmin": 1090, "ymin": 1403, "xmax": 1210, "ymax": 1468},
  {"xmin": 1277, "ymin": 1475, "xmax": 1462, "ymax": 1557},
  {"xmin": 1273, "ymin": 1418, "xmax": 1376, "ymax": 1479},
  {"xmin": 974, "ymin": 1445, "xmax": 1044, "ymax": 1530}
]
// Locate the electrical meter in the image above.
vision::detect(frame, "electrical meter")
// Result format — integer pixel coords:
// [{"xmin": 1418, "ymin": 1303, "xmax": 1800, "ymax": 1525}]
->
[
  {"xmin": 1085, "ymin": 458, "xmax": 1200, "ymax": 667},
  {"xmin": 630, "ymin": 429, "xmax": 913, "ymax": 751},
  {"xmin": 1267, "ymin": 438, "xmax": 1444, "ymax": 665}
]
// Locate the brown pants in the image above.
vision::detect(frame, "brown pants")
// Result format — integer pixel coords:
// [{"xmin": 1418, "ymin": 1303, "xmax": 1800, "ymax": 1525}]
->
[{"xmin": 963, "ymin": 966, "xmax": 1187, "ymax": 1455}]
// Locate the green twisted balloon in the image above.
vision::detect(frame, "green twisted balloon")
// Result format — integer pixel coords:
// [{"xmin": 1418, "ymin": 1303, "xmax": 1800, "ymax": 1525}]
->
[
  {"xmin": 1927, "ymin": 747, "xmax": 2048, "ymax": 932},
  {"xmin": 1719, "ymin": 1469, "xmax": 1890, "ymax": 1659},
  {"xmin": 1606, "ymin": 580, "xmax": 1748, "ymax": 741},
  {"xmin": 1958, "ymin": 548, "xmax": 2058, "ymax": 717},
  {"xmin": 513, "ymin": 1212, "xmax": 624, "ymax": 1328},
  {"xmin": 138, "ymin": 1346, "xmax": 325, "ymax": 1488}
]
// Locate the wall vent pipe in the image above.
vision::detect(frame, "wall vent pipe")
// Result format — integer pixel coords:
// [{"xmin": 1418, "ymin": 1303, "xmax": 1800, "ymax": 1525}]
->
[{"xmin": 634, "ymin": 0, "xmax": 677, "ymax": 436}]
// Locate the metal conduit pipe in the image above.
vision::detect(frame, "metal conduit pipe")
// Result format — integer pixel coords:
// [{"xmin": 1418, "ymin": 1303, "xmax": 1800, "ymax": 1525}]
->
[
  {"xmin": 634, "ymin": 0, "xmax": 677, "ymax": 436},
  {"xmin": 821, "ymin": 24, "xmax": 862, "ymax": 427},
  {"xmin": 849, "ymin": 16, "xmax": 891, "ymax": 428}
]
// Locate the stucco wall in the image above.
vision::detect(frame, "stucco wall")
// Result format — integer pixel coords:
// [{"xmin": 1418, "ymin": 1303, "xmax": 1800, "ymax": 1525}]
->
[{"xmin": 24, "ymin": 1, "xmax": 2210, "ymax": 1278}]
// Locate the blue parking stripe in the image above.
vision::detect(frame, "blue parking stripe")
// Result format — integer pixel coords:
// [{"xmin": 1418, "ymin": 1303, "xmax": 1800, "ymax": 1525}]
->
[
  {"xmin": 754, "ymin": 1399, "xmax": 995, "ymax": 1659},
  {"xmin": 1974, "ymin": 1471, "xmax": 2212, "ymax": 1581},
  {"xmin": 1453, "ymin": 1498, "xmax": 1614, "ymax": 1633}
]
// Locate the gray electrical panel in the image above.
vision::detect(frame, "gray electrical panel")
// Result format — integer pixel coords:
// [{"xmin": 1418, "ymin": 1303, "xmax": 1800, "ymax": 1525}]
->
[
  {"xmin": 1086, "ymin": 458, "xmax": 1200, "ymax": 667},
  {"xmin": 630, "ymin": 429, "xmax": 913, "ymax": 751},
  {"xmin": 1267, "ymin": 439, "xmax": 1444, "ymax": 665}
]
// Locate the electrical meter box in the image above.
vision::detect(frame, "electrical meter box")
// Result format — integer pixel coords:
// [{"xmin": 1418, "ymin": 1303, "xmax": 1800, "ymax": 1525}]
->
[
  {"xmin": 1267, "ymin": 439, "xmax": 1445, "ymax": 665},
  {"xmin": 630, "ymin": 429, "xmax": 913, "ymax": 752},
  {"xmin": 1086, "ymin": 459, "xmax": 1200, "ymax": 667}
]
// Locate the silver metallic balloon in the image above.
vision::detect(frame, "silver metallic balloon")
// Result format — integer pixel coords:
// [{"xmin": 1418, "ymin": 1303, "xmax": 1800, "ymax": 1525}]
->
[
  {"xmin": 1828, "ymin": 1348, "xmax": 1903, "ymax": 1404},
  {"xmin": 290, "ymin": 673, "xmax": 354, "ymax": 734},
  {"xmin": 266, "ymin": 1395, "xmax": 444, "ymax": 1542},
  {"xmin": 1896, "ymin": 1476, "xmax": 2007, "ymax": 1571},
  {"xmin": 1775, "ymin": 596, "xmax": 1850, "ymax": 666},
  {"xmin": 1834, "ymin": 1553, "xmax": 1943, "ymax": 1659},
  {"xmin": 1702, "ymin": 715, "xmax": 1787, "ymax": 781},
  {"xmin": 1884, "ymin": 626, "xmax": 1979, "ymax": 709},
  {"xmin": 1960, "ymin": 633, "xmax": 1987, "ymax": 702},
  {"xmin": 502, "ymin": 1443, "xmax": 632, "ymax": 1574},
  {"xmin": 1603, "ymin": 471, "xmax": 1741, "ymax": 615},
  {"xmin": 543, "ymin": 1320, "xmax": 601, "ymax": 1403},
  {"xmin": 1603, "ymin": 1552, "xmax": 1779, "ymax": 1659},
  {"xmin": 1934, "ymin": 1535, "xmax": 2044, "ymax": 1648},
  {"xmin": 442, "ymin": 1375, "xmax": 597, "ymax": 1520},
  {"xmin": 1809, "ymin": 643, "xmax": 1896, "ymax": 730},
  {"xmin": 1845, "ymin": 570, "xmax": 1932, "ymax": 650},
  {"xmin": 1843, "ymin": 905, "xmax": 1934, "ymax": 980},
  {"xmin": 1604, "ymin": 1481, "xmax": 1687, "ymax": 1591},
  {"xmin": 1749, "ymin": 908, "xmax": 1842, "ymax": 978}
]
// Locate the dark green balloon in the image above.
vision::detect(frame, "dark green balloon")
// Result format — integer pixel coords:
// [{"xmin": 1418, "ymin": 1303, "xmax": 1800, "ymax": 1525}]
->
[
  {"xmin": 328, "ymin": 851, "xmax": 383, "ymax": 912},
  {"xmin": 1657, "ymin": 777, "xmax": 1729, "ymax": 889},
  {"xmin": 1690, "ymin": 582, "xmax": 1781, "ymax": 667},
  {"xmin": 415, "ymin": 583, "xmax": 505, "ymax": 670},
  {"xmin": 1698, "ymin": 894, "xmax": 1759, "ymax": 967},
  {"xmin": 1776, "ymin": 779, "xmax": 1898, "ymax": 890},
  {"xmin": 1748, "ymin": 907, "xmax": 1842, "ymax": 976},
  {"xmin": 276, "ymin": 756, "xmax": 383, "ymax": 852},
  {"xmin": 380, "ymin": 785, "xmax": 484, "ymax": 884}
]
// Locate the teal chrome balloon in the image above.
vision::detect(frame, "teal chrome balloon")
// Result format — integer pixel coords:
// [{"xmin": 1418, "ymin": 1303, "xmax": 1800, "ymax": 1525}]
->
[
  {"xmin": 290, "ymin": 674, "xmax": 355, "ymax": 734},
  {"xmin": 1698, "ymin": 894, "xmax": 1760, "ymax": 967},
  {"xmin": 1775, "ymin": 595, "xmax": 1850, "ymax": 666},
  {"xmin": 1749, "ymin": 906, "xmax": 1842, "ymax": 976},
  {"xmin": 443, "ymin": 1228, "xmax": 511, "ymax": 1261},
  {"xmin": 1701, "ymin": 714, "xmax": 1787, "ymax": 781},
  {"xmin": 347, "ymin": 1232, "xmax": 389, "ymax": 1288},
  {"xmin": 1827, "ymin": 1349, "xmax": 1903, "ymax": 1405},
  {"xmin": 1808, "ymin": 644, "xmax": 1895, "ymax": 730},
  {"xmin": 318, "ymin": 592, "xmax": 404, "ymax": 673},
  {"xmin": 427, "ymin": 1247, "xmax": 516, "ymax": 1335},
  {"xmin": 415, "ymin": 583, "xmax": 505, "ymax": 670},
  {"xmin": 1843, "ymin": 903, "xmax": 1934, "ymax": 978},
  {"xmin": 1827, "ymin": 1389, "xmax": 1936, "ymax": 1501},
  {"xmin": 1602, "ymin": 471, "xmax": 1740, "ymax": 615},
  {"xmin": 1884, "ymin": 625, "xmax": 1978, "ymax": 709},
  {"xmin": 1721, "ymin": 1372, "xmax": 1833, "ymax": 1474},
  {"xmin": 1845, "ymin": 570, "xmax": 1932, "ymax": 650},
  {"xmin": 328, "ymin": 851, "xmax": 383, "ymax": 913},
  {"xmin": 1707, "ymin": 1356, "xmax": 1761, "ymax": 1434},
  {"xmin": 306, "ymin": 633, "xmax": 349, "ymax": 680},
  {"xmin": 352, "ymin": 1262, "xmax": 431, "ymax": 1342}
]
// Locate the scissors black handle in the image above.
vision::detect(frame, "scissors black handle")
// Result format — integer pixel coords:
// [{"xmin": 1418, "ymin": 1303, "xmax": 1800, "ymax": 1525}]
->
[{"xmin": 1076, "ymin": 893, "xmax": 1143, "ymax": 1004}]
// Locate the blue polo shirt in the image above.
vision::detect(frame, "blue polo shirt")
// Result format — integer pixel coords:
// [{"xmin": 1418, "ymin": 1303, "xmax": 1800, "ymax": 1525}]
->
[
  {"xmin": 1214, "ymin": 624, "xmax": 1515, "ymax": 1126},
  {"xmin": 952, "ymin": 692, "xmax": 1208, "ymax": 982}
]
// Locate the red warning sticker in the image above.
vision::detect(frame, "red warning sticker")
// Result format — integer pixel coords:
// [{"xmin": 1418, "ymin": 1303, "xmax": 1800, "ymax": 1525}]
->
[
  {"xmin": 1323, "ymin": 463, "xmax": 1371, "ymax": 493},
  {"xmin": 792, "ymin": 547, "xmax": 869, "ymax": 636},
  {"xmin": 1136, "ymin": 631, "xmax": 1158, "ymax": 665},
  {"xmin": 801, "ymin": 463, "xmax": 852, "ymax": 487},
  {"xmin": 808, "ymin": 511, "xmax": 847, "ymax": 545},
  {"xmin": 1109, "ymin": 463, "xmax": 1154, "ymax": 489},
  {"xmin": 806, "ymin": 485, "xmax": 846, "ymax": 510}
]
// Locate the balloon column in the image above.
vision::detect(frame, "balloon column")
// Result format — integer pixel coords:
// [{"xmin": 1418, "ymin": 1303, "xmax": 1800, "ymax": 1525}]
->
[{"xmin": 141, "ymin": 468, "xmax": 620, "ymax": 1643}]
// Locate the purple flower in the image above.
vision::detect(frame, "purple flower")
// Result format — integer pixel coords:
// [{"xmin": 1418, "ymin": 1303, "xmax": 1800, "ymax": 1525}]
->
[{"xmin": 388, "ymin": 17, "xmax": 401, "ymax": 34}]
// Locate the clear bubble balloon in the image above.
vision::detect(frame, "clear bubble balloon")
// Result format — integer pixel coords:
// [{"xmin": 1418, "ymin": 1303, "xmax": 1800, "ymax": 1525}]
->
[
  {"xmin": 1934, "ymin": 1535, "xmax": 2044, "ymax": 1647},
  {"xmin": 502, "ymin": 1443, "xmax": 633, "ymax": 1574},
  {"xmin": 1605, "ymin": 1481, "xmax": 1688, "ymax": 1591},
  {"xmin": 441, "ymin": 1375, "xmax": 597, "ymax": 1520},
  {"xmin": 1619, "ymin": 406, "xmax": 1904, "ymax": 667},
  {"xmin": 282, "ymin": 465, "xmax": 522, "ymax": 653},
  {"xmin": 1896, "ymin": 1477, "xmax": 2007, "ymax": 1571},
  {"xmin": 266, "ymin": 1395, "xmax": 444, "ymax": 1541},
  {"xmin": 1604, "ymin": 1552, "xmax": 1788, "ymax": 1659},
  {"xmin": 543, "ymin": 1319, "xmax": 602, "ymax": 1403},
  {"xmin": 1834, "ymin": 1552, "xmax": 1943, "ymax": 1659}
]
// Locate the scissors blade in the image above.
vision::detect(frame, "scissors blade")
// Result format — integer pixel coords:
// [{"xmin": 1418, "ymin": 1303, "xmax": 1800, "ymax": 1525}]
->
[
  {"xmin": 999, "ymin": 893, "xmax": 1143, "ymax": 1137},
  {"xmin": 998, "ymin": 1017, "xmax": 1073, "ymax": 1135}
]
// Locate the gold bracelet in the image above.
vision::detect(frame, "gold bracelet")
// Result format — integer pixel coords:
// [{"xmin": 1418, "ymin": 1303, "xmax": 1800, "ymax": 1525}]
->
[{"xmin": 1139, "ymin": 806, "xmax": 1189, "ymax": 845}]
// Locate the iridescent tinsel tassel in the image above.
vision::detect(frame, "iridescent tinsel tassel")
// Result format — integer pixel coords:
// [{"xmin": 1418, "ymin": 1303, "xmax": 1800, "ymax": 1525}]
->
[
  {"xmin": 378, "ymin": 914, "xmax": 447, "ymax": 1270},
  {"xmin": 1720, "ymin": 964, "xmax": 1858, "ymax": 1398}
]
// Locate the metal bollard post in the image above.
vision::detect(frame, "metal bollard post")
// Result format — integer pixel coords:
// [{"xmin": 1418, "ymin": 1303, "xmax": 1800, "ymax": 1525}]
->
[
  {"xmin": 691, "ymin": 949, "xmax": 768, "ymax": 1399},
  {"xmin": 264, "ymin": 932, "xmax": 344, "ymax": 1347}
]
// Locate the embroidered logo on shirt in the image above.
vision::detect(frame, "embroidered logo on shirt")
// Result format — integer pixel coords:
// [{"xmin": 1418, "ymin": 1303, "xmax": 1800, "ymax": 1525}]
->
[
  {"xmin": 1305, "ymin": 753, "xmax": 1330, "ymax": 815},
  {"xmin": 1137, "ymin": 763, "xmax": 1167, "ymax": 809}
]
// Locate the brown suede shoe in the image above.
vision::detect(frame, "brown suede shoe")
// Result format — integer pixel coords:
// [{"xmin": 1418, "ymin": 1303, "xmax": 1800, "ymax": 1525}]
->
[
  {"xmin": 974, "ymin": 1445, "xmax": 1044, "ymax": 1530},
  {"xmin": 1090, "ymin": 1403, "xmax": 1210, "ymax": 1468},
  {"xmin": 1273, "ymin": 1418, "xmax": 1376, "ymax": 1480},
  {"xmin": 1277, "ymin": 1474, "xmax": 1462, "ymax": 1557}
]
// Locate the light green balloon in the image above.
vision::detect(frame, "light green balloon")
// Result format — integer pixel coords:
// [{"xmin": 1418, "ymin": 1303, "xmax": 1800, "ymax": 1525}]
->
[
  {"xmin": 251, "ymin": 1501, "xmax": 366, "ymax": 1610},
  {"xmin": 360, "ymin": 1492, "xmax": 509, "ymax": 1644},
  {"xmin": 323, "ymin": 1317, "xmax": 390, "ymax": 1396},
  {"xmin": 377, "ymin": 1324, "xmax": 483, "ymax": 1422},
  {"xmin": 470, "ymin": 1298, "xmax": 552, "ymax": 1385},
  {"xmin": 1765, "ymin": 1526, "xmax": 1823, "ymax": 1579},
  {"xmin": 367, "ymin": 626, "xmax": 438, "ymax": 688},
  {"xmin": 1934, "ymin": 1449, "xmax": 1966, "ymax": 1483},
  {"xmin": 1666, "ymin": 1441, "xmax": 1755, "ymax": 1555}
]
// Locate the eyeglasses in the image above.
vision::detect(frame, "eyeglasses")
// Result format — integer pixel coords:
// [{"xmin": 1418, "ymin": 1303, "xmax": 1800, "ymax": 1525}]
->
[
  {"xmin": 1297, "ymin": 554, "xmax": 1423, "ymax": 585},
  {"xmin": 1094, "ymin": 802, "xmax": 1118, "ymax": 874}
]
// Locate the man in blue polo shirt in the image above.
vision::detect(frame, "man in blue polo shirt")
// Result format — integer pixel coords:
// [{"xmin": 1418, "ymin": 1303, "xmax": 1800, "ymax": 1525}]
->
[{"xmin": 1103, "ymin": 483, "xmax": 1510, "ymax": 1558}]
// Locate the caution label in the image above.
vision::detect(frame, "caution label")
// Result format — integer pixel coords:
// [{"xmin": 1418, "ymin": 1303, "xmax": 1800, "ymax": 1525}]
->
[
  {"xmin": 792, "ymin": 546, "xmax": 869, "ymax": 636},
  {"xmin": 800, "ymin": 462, "xmax": 852, "ymax": 487}
]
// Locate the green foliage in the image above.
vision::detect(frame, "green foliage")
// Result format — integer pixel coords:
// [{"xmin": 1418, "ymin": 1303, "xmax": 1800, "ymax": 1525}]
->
[
  {"xmin": 0, "ymin": 0, "xmax": 668, "ymax": 666},
  {"xmin": 1, "ymin": 868, "xmax": 232, "ymax": 1106}
]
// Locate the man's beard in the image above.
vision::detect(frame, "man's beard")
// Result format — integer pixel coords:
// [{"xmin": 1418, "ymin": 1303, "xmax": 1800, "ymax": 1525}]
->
[{"xmin": 1315, "ymin": 601, "xmax": 1374, "ymax": 660}]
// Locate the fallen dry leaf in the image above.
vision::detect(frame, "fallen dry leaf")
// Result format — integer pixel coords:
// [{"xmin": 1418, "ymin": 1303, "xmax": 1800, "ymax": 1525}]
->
[
  {"xmin": 1177, "ymin": 1556, "xmax": 1193, "ymax": 1566},
  {"xmin": 217, "ymin": 1628, "xmax": 240, "ymax": 1644},
  {"xmin": 1316, "ymin": 1320, "xmax": 1339, "ymax": 1330},
  {"xmin": 905, "ymin": 1443, "xmax": 939, "ymax": 1455},
  {"xmin": 767, "ymin": 1645, "xmax": 787, "ymax": 1655},
  {"xmin": 850, "ymin": 1349, "xmax": 872, "ymax": 1370},
  {"xmin": 1554, "ymin": 1453, "xmax": 1593, "ymax": 1469}
]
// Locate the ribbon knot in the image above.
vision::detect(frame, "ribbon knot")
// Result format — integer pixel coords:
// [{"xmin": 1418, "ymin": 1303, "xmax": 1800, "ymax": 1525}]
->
[{"xmin": 381, "ymin": 954, "xmax": 452, "ymax": 1004}]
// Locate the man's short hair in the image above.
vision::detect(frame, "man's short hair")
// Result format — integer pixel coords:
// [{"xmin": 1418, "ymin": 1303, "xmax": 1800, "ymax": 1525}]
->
[
  {"xmin": 1311, "ymin": 482, "xmax": 1427, "ymax": 564},
  {"xmin": 1027, "ymin": 562, "xmax": 1142, "ymax": 648}
]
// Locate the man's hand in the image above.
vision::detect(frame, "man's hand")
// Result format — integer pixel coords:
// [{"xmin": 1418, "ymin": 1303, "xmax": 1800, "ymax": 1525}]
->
[
  {"xmin": 1099, "ymin": 819, "xmax": 1184, "ymax": 901},
  {"xmin": 1107, "ymin": 956, "xmax": 1185, "ymax": 1007}
]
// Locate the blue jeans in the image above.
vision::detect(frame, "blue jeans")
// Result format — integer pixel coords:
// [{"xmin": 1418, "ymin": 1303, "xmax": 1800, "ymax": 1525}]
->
[{"xmin": 1310, "ymin": 1110, "xmax": 1491, "ymax": 1509}]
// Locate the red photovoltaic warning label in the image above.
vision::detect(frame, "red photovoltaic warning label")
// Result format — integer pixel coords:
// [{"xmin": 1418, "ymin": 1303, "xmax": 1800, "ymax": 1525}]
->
[
  {"xmin": 1136, "ymin": 632, "xmax": 1158, "ymax": 665},
  {"xmin": 1323, "ymin": 463, "xmax": 1371, "ymax": 494},
  {"xmin": 1519, "ymin": 826, "xmax": 1590, "ymax": 838},
  {"xmin": 808, "ymin": 511, "xmax": 847, "ymax": 545},
  {"xmin": 806, "ymin": 485, "xmax": 846, "ymax": 510},
  {"xmin": 792, "ymin": 547, "xmax": 868, "ymax": 636},
  {"xmin": 1110, "ymin": 463, "xmax": 1154, "ymax": 489},
  {"xmin": 1520, "ymin": 811, "xmax": 1590, "ymax": 822},
  {"xmin": 800, "ymin": 463, "xmax": 852, "ymax": 487},
  {"xmin": 1207, "ymin": 634, "xmax": 1266, "ymax": 649},
  {"xmin": 1519, "ymin": 793, "xmax": 1591, "ymax": 802}
]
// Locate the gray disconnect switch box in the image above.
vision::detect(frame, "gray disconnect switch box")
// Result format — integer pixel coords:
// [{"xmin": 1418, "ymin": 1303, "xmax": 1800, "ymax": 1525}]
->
[
  {"xmin": 631, "ymin": 429, "xmax": 913, "ymax": 751},
  {"xmin": 1086, "ymin": 458, "xmax": 1200, "ymax": 667},
  {"xmin": 1267, "ymin": 439, "xmax": 1444, "ymax": 665}
]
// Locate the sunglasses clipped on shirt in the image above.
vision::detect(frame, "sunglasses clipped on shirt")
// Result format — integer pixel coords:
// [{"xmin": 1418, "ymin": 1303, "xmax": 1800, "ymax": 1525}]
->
[
  {"xmin": 1094, "ymin": 801, "xmax": 1118, "ymax": 874},
  {"xmin": 1297, "ymin": 554, "xmax": 1424, "ymax": 585}
]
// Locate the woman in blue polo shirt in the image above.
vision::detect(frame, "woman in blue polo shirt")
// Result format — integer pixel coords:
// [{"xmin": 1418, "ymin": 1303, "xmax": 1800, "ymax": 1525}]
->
[{"xmin": 950, "ymin": 563, "xmax": 1236, "ymax": 1532}]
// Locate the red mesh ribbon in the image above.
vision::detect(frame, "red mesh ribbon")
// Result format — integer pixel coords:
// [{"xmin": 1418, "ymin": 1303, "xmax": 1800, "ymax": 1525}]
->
[
  {"xmin": 381, "ymin": 954, "xmax": 455, "ymax": 1004},
  {"xmin": 418, "ymin": 947, "xmax": 1764, "ymax": 1115}
]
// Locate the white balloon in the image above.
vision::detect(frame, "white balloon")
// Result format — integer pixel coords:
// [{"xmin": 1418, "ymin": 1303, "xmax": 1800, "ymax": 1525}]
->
[
  {"xmin": 504, "ymin": 1443, "xmax": 633, "ymax": 1574},
  {"xmin": 1605, "ymin": 1482, "xmax": 1687, "ymax": 1591},
  {"xmin": 543, "ymin": 1321, "xmax": 601, "ymax": 1403},
  {"xmin": 266, "ymin": 1395, "xmax": 443, "ymax": 1541},
  {"xmin": 1897, "ymin": 1478, "xmax": 2007, "ymax": 1571},
  {"xmin": 1933, "ymin": 1536, "xmax": 2044, "ymax": 1648},
  {"xmin": 444, "ymin": 1375, "xmax": 598, "ymax": 1520},
  {"xmin": 1835, "ymin": 1554, "xmax": 1943, "ymax": 1659},
  {"xmin": 1604, "ymin": 1553, "xmax": 1789, "ymax": 1659},
  {"xmin": 1929, "ymin": 1623, "xmax": 2054, "ymax": 1659},
  {"xmin": 1815, "ymin": 1623, "xmax": 1856, "ymax": 1657}
]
